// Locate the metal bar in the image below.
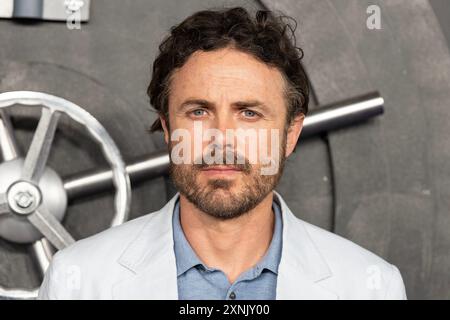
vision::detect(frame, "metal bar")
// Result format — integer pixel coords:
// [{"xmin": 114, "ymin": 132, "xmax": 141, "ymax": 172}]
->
[
  {"xmin": 30, "ymin": 239, "xmax": 55, "ymax": 278},
  {"xmin": 301, "ymin": 91, "xmax": 384, "ymax": 138},
  {"xmin": 0, "ymin": 288, "xmax": 38, "ymax": 300},
  {"xmin": 13, "ymin": 0, "xmax": 43, "ymax": 19},
  {"xmin": 0, "ymin": 109, "xmax": 20, "ymax": 161},
  {"xmin": 0, "ymin": 193, "xmax": 9, "ymax": 215},
  {"xmin": 64, "ymin": 151, "xmax": 170, "ymax": 199},
  {"xmin": 27, "ymin": 206, "xmax": 75, "ymax": 250},
  {"xmin": 63, "ymin": 91, "xmax": 384, "ymax": 200},
  {"xmin": 21, "ymin": 109, "xmax": 60, "ymax": 183}
]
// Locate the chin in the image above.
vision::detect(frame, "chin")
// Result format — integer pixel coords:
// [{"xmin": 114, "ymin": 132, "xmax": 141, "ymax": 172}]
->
[{"xmin": 207, "ymin": 187, "xmax": 239, "ymax": 198}]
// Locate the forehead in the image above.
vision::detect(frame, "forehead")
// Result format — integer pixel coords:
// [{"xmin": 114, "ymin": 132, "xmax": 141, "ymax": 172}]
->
[{"xmin": 169, "ymin": 47, "xmax": 286, "ymax": 106}]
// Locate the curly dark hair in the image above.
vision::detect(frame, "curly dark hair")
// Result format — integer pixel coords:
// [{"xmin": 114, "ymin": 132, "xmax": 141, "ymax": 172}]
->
[{"xmin": 147, "ymin": 6, "xmax": 309, "ymax": 132}]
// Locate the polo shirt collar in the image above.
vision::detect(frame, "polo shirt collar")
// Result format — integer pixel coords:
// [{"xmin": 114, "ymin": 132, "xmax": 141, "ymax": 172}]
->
[{"xmin": 172, "ymin": 197, "xmax": 283, "ymax": 277}]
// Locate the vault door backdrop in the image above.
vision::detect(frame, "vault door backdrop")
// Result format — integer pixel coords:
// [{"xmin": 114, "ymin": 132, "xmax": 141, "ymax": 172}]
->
[{"xmin": 0, "ymin": 0, "xmax": 449, "ymax": 299}]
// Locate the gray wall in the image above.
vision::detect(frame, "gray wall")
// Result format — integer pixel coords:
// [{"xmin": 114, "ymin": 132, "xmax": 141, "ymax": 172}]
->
[{"xmin": 0, "ymin": 0, "xmax": 449, "ymax": 299}]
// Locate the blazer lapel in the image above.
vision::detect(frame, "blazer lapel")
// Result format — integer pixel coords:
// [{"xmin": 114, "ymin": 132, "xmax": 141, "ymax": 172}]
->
[
  {"xmin": 112, "ymin": 194, "xmax": 180, "ymax": 299},
  {"xmin": 273, "ymin": 191, "xmax": 339, "ymax": 300}
]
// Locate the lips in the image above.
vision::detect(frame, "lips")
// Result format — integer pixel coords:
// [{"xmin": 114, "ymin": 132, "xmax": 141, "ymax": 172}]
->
[{"xmin": 201, "ymin": 165, "xmax": 242, "ymax": 172}]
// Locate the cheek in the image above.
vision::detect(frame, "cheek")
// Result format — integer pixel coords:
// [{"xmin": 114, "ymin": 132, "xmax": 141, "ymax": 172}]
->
[{"xmin": 256, "ymin": 125, "xmax": 286, "ymax": 164}]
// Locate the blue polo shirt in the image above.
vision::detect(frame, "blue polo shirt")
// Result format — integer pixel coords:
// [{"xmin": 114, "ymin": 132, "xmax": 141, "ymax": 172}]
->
[{"xmin": 172, "ymin": 198, "xmax": 283, "ymax": 300}]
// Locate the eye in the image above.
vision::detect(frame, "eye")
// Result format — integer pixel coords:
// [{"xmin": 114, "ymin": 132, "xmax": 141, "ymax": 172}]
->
[
  {"xmin": 190, "ymin": 109, "xmax": 207, "ymax": 117},
  {"xmin": 241, "ymin": 109, "xmax": 259, "ymax": 118}
]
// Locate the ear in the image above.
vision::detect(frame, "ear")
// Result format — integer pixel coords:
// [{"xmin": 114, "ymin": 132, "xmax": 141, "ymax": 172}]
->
[
  {"xmin": 160, "ymin": 116, "xmax": 170, "ymax": 145},
  {"xmin": 285, "ymin": 113, "xmax": 305, "ymax": 157}
]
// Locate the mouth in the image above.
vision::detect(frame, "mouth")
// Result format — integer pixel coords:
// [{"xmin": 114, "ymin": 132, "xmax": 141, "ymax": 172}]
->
[{"xmin": 201, "ymin": 165, "xmax": 242, "ymax": 176}]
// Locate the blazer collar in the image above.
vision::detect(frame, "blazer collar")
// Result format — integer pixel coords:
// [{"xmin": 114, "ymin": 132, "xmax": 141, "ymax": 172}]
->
[
  {"xmin": 273, "ymin": 191, "xmax": 338, "ymax": 299},
  {"xmin": 113, "ymin": 191, "xmax": 338, "ymax": 299}
]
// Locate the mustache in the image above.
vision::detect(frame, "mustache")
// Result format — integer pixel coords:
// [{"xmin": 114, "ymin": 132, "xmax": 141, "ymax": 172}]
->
[
  {"xmin": 193, "ymin": 151, "xmax": 252, "ymax": 174},
  {"xmin": 194, "ymin": 161, "xmax": 251, "ymax": 173}
]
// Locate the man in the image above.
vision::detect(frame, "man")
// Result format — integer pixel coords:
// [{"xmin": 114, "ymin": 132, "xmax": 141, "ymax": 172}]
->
[{"xmin": 38, "ymin": 7, "xmax": 406, "ymax": 300}]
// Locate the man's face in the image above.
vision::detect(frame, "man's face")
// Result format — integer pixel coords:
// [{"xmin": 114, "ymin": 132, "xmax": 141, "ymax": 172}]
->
[{"xmin": 162, "ymin": 47, "xmax": 304, "ymax": 219}]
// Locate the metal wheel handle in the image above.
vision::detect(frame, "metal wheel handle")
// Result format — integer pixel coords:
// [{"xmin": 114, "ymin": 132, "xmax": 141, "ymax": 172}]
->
[{"xmin": 0, "ymin": 91, "xmax": 131, "ymax": 299}]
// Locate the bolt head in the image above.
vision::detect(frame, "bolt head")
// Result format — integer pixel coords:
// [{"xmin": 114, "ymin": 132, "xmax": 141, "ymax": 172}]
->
[
  {"xmin": 6, "ymin": 181, "xmax": 42, "ymax": 215},
  {"xmin": 14, "ymin": 191, "xmax": 34, "ymax": 208}
]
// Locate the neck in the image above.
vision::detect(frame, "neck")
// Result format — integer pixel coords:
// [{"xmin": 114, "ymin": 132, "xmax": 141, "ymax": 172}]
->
[{"xmin": 179, "ymin": 192, "xmax": 275, "ymax": 284}]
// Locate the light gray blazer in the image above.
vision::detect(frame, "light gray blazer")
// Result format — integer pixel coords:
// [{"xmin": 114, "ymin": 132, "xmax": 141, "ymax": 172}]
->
[{"xmin": 38, "ymin": 191, "xmax": 407, "ymax": 300}]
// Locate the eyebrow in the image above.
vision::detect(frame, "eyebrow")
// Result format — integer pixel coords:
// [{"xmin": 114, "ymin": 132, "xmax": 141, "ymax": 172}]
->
[
  {"xmin": 233, "ymin": 100, "xmax": 269, "ymax": 111},
  {"xmin": 178, "ymin": 98, "xmax": 270, "ymax": 112},
  {"xmin": 179, "ymin": 99, "xmax": 212, "ymax": 110}
]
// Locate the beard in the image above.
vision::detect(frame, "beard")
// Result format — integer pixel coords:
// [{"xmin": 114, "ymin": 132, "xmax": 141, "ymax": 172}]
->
[{"xmin": 168, "ymin": 141, "xmax": 286, "ymax": 220}]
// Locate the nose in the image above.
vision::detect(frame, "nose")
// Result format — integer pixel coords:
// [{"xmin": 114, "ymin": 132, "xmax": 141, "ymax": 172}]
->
[
  {"xmin": 215, "ymin": 110, "xmax": 235, "ymax": 131},
  {"xmin": 206, "ymin": 110, "xmax": 235, "ymax": 145}
]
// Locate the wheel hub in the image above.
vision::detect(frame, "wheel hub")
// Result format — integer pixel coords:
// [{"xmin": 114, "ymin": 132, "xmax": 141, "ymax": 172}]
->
[
  {"xmin": 0, "ymin": 159, "xmax": 67, "ymax": 243},
  {"xmin": 7, "ymin": 181, "xmax": 42, "ymax": 215}
]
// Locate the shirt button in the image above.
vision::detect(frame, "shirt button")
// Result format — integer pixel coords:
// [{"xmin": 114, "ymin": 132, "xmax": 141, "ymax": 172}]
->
[{"xmin": 229, "ymin": 292, "xmax": 236, "ymax": 300}]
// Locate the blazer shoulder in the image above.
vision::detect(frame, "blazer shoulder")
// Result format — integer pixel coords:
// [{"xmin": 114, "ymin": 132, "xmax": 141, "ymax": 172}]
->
[
  {"xmin": 301, "ymin": 219, "xmax": 390, "ymax": 267},
  {"xmin": 293, "ymin": 218, "xmax": 407, "ymax": 299},
  {"xmin": 59, "ymin": 212, "xmax": 154, "ymax": 262},
  {"xmin": 38, "ymin": 210, "xmax": 163, "ymax": 299}
]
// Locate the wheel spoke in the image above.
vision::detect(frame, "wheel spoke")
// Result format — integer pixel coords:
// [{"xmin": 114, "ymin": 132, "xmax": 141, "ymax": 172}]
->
[
  {"xmin": 30, "ymin": 239, "xmax": 55, "ymax": 278},
  {"xmin": 0, "ymin": 193, "xmax": 9, "ymax": 215},
  {"xmin": 0, "ymin": 109, "xmax": 20, "ymax": 161},
  {"xmin": 27, "ymin": 206, "xmax": 75, "ymax": 250},
  {"xmin": 21, "ymin": 109, "xmax": 60, "ymax": 183}
]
